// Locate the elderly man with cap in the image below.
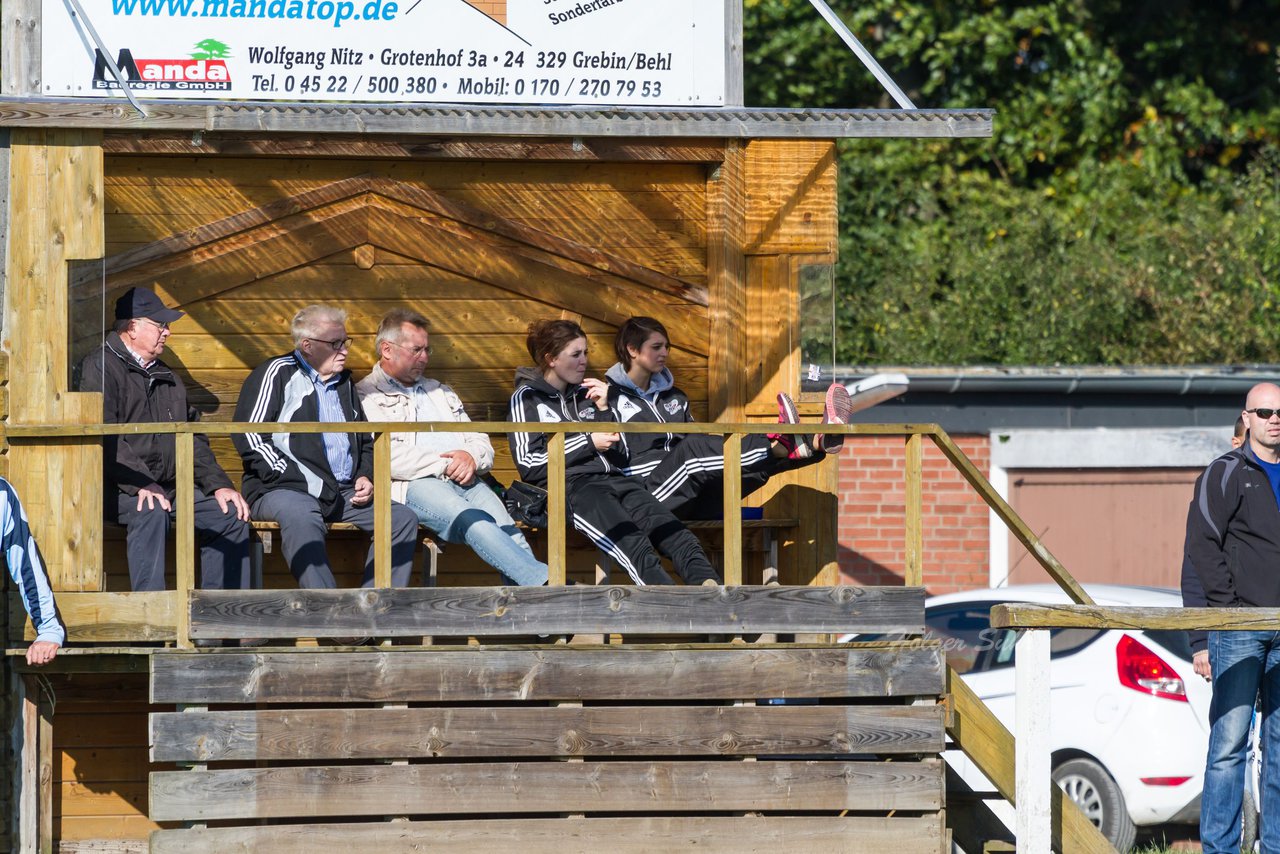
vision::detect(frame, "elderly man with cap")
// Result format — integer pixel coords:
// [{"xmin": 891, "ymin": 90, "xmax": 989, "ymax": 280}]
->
[{"xmin": 76, "ymin": 287, "xmax": 252, "ymax": 594}]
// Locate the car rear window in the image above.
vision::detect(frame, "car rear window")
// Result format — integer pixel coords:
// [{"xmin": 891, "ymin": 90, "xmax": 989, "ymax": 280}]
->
[
  {"xmin": 1142, "ymin": 629, "xmax": 1194, "ymax": 663},
  {"xmin": 985, "ymin": 626, "xmax": 1104, "ymax": 669}
]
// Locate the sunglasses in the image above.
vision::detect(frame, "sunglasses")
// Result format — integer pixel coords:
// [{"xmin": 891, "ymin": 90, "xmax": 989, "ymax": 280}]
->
[{"xmin": 1248, "ymin": 408, "xmax": 1280, "ymax": 420}]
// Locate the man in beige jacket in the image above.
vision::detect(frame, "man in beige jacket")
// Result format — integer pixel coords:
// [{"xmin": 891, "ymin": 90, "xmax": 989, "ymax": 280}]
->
[{"xmin": 357, "ymin": 309, "xmax": 547, "ymax": 586}]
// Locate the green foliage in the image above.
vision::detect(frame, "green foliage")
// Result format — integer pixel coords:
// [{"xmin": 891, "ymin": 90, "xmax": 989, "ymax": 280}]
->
[{"xmin": 743, "ymin": 0, "xmax": 1280, "ymax": 365}]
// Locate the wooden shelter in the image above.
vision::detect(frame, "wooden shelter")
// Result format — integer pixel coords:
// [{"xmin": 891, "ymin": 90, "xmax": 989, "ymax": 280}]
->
[{"xmin": 0, "ymin": 3, "xmax": 1097, "ymax": 853}]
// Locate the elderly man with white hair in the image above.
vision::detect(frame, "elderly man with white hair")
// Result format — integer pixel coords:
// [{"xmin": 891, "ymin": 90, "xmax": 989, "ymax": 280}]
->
[{"xmin": 233, "ymin": 304, "xmax": 419, "ymax": 591}]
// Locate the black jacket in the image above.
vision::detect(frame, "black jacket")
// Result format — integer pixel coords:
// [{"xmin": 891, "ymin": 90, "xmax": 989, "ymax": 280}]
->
[
  {"xmin": 76, "ymin": 333, "xmax": 232, "ymax": 497},
  {"xmin": 1185, "ymin": 443, "xmax": 1280, "ymax": 608},
  {"xmin": 507, "ymin": 367, "xmax": 625, "ymax": 488},
  {"xmin": 604, "ymin": 364, "xmax": 691, "ymax": 478},
  {"xmin": 232, "ymin": 353, "xmax": 372, "ymax": 511}
]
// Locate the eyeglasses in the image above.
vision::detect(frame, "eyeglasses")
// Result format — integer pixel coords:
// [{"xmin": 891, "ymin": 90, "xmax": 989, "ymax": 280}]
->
[
  {"xmin": 388, "ymin": 340, "xmax": 432, "ymax": 357},
  {"xmin": 1248, "ymin": 408, "xmax": 1280, "ymax": 420},
  {"xmin": 307, "ymin": 336, "xmax": 352, "ymax": 351},
  {"xmin": 138, "ymin": 318, "xmax": 170, "ymax": 332}
]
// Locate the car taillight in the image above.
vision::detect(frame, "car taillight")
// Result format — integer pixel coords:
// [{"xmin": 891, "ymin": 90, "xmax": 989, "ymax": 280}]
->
[
  {"xmin": 1140, "ymin": 776, "xmax": 1193, "ymax": 786},
  {"xmin": 1116, "ymin": 634, "xmax": 1187, "ymax": 702}
]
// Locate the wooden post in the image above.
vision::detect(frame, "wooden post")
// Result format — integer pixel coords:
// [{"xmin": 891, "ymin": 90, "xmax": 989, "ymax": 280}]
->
[
  {"xmin": 547, "ymin": 432, "xmax": 567, "ymax": 585},
  {"xmin": 707, "ymin": 140, "xmax": 747, "ymax": 423},
  {"xmin": 1, "ymin": 0, "xmax": 41, "ymax": 97},
  {"xmin": 723, "ymin": 0, "xmax": 744, "ymax": 107},
  {"xmin": 37, "ymin": 683, "xmax": 52, "ymax": 854},
  {"xmin": 14, "ymin": 673, "xmax": 35, "ymax": 854},
  {"xmin": 722, "ymin": 433, "xmax": 743, "ymax": 585},
  {"xmin": 1016, "ymin": 628, "xmax": 1051, "ymax": 854},
  {"xmin": 373, "ymin": 430, "xmax": 392, "ymax": 588},
  {"xmin": 175, "ymin": 431, "xmax": 195, "ymax": 649},
  {"xmin": 904, "ymin": 432, "xmax": 923, "ymax": 587},
  {"xmin": 15, "ymin": 675, "xmax": 52, "ymax": 854},
  {"xmin": 3, "ymin": 128, "xmax": 105, "ymax": 592}
]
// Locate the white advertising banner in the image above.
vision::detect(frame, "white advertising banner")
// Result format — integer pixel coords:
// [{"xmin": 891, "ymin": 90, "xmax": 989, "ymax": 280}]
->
[{"xmin": 41, "ymin": 0, "xmax": 726, "ymax": 106}]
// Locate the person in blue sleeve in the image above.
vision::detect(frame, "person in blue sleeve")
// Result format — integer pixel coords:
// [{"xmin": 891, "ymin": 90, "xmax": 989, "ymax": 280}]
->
[{"xmin": 1, "ymin": 477, "xmax": 65, "ymax": 665}]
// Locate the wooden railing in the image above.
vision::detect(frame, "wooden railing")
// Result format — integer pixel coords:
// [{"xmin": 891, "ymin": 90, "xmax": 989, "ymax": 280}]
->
[
  {"xmin": 4, "ymin": 418, "xmax": 1118, "ymax": 852},
  {"xmin": 989, "ymin": 605, "xmax": 1239, "ymax": 853},
  {"xmin": 3, "ymin": 418, "xmax": 1092, "ymax": 597}
]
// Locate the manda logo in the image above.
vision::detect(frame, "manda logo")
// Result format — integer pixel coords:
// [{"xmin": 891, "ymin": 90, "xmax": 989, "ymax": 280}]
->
[{"xmin": 93, "ymin": 46, "xmax": 232, "ymax": 91}]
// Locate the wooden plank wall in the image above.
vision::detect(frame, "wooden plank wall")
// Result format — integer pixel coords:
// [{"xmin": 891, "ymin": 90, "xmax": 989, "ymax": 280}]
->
[{"xmin": 147, "ymin": 643, "xmax": 948, "ymax": 854}]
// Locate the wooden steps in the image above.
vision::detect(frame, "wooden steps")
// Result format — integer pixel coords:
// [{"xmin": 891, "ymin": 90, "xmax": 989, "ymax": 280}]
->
[{"xmin": 146, "ymin": 585, "xmax": 946, "ymax": 853}]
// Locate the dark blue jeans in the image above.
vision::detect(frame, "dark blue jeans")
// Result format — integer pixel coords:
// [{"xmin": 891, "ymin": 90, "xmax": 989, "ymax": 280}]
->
[{"xmin": 1202, "ymin": 630, "xmax": 1280, "ymax": 854}]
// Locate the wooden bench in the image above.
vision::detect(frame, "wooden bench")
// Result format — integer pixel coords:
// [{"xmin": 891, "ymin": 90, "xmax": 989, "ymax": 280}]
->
[
  {"xmin": 249, "ymin": 520, "xmax": 442, "ymax": 587},
  {"xmin": 147, "ymin": 585, "xmax": 946, "ymax": 854}
]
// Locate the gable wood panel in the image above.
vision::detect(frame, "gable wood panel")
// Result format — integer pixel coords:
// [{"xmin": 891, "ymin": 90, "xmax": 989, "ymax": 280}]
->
[
  {"xmin": 743, "ymin": 140, "xmax": 838, "ymax": 255},
  {"xmin": 103, "ymin": 158, "xmax": 710, "ymax": 273},
  {"xmin": 100, "ymin": 177, "xmax": 707, "ymax": 306}
]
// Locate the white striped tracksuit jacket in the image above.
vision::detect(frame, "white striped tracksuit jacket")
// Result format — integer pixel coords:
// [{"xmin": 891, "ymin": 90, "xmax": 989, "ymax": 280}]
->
[{"xmin": 1, "ymin": 478, "xmax": 65, "ymax": 645}]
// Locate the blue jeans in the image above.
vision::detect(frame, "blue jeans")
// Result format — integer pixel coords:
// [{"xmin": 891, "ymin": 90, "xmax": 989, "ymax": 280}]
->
[
  {"xmin": 404, "ymin": 477, "xmax": 548, "ymax": 587},
  {"xmin": 1203, "ymin": 630, "xmax": 1280, "ymax": 854}
]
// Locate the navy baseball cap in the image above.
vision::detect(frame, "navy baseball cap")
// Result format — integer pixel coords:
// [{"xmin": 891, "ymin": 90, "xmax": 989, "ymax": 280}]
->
[{"xmin": 114, "ymin": 287, "xmax": 185, "ymax": 324}]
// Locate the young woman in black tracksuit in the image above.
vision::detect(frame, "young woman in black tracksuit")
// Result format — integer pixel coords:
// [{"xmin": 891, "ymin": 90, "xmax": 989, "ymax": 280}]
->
[
  {"xmin": 508, "ymin": 319, "xmax": 720, "ymax": 586},
  {"xmin": 605, "ymin": 316, "xmax": 852, "ymax": 521}
]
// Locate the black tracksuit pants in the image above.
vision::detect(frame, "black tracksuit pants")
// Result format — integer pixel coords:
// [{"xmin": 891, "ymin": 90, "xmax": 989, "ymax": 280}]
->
[
  {"xmin": 642, "ymin": 434, "xmax": 821, "ymax": 521},
  {"xmin": 568, "ymin": 474, "xmax": 719, "ymax": 586}
]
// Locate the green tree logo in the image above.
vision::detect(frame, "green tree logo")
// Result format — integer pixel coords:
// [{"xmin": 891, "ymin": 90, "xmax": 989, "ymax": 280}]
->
[{"xmin": 190, "ymin": 39, "xmax": 231, "ymax": 60}]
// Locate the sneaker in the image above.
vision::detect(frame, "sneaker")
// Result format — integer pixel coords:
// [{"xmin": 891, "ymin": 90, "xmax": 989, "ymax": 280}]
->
[
  {"xmin": 768, "ymin": 393, "xmax": 812, "ymax": 460},
  {"xmin": 817, "ymin": 383, "xmax": 853, "ymax": 453}
]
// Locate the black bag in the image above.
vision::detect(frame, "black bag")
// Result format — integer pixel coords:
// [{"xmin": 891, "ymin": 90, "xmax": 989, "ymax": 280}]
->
[{"xmin": 504, "ymin": 480, "xmax": 548, "ymax": 529}]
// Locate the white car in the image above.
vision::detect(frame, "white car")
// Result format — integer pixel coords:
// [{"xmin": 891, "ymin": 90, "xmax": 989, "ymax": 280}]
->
[{"xmin": 846, "ymin": 584, "xmax": 1210, "ymax": 852}]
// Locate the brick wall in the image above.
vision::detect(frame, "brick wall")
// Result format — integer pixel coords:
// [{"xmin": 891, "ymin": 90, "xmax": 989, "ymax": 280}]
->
[
  {"xmin": 836, "ymin": 434, "xmax": 991, "ymax": 594},
  {"xmin": 465, "ymin": 0, "xmax": 507, "ymax": 24}
]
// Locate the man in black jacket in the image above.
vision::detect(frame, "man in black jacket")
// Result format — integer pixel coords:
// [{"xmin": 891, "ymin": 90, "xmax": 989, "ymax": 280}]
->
[
  {"xmin": 233, "ymin": 304, "xmax": 418, "ymax": 589},
  {"xmin": 77, "ymin": 287, "xmax": 251, "ymax": 592},
  {"xmin": 1186, "ymin": 382, "xmax": 1280, "ymax": 854},
  {"xmin": 1181, "ymin": 415, "xmax": 1246, "ymax": 681}
]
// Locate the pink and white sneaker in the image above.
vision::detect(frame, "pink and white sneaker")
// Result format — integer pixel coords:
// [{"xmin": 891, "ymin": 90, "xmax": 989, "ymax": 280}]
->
[
  {"xmin": 768, "ymin": 392, "xmax": 813, "ymax": 460},
  {"xmin": 817, "ymin": 383, "xmax": 853, "ymax": 453}
]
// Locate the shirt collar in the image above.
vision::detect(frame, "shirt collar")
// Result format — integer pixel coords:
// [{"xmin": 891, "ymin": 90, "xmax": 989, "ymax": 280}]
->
[
  {"xmin": 294, "ymin": 350, "xmax": 342, "ymax": 388},
  {"xmin": 121, "ymin": 339, "xmax": 156, "ymax": 370}
]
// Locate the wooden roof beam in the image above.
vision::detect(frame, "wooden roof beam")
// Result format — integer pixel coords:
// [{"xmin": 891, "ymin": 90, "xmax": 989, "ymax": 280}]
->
[{"xmin": 0, "ymin": 100, "xmax": 993, "ymax": 139}]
